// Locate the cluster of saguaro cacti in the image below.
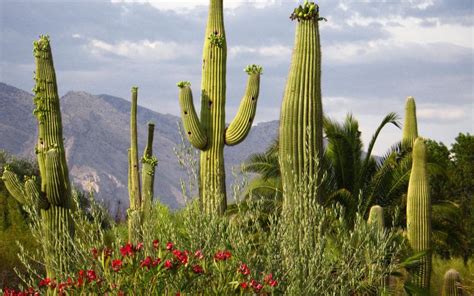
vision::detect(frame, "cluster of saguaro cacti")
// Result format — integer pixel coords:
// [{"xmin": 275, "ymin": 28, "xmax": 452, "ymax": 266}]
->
[
  {"xmin": 279, "ymin": 1, "xmax": 324, "ymax": 251},
  {"xmin": 406, "ymin": 136, "xmax": 432, "ymax": 291},
  {"xmin": 177, "ymin": 0, "xmax": 262, "ymax": 215},
  {"xmin": 1, "ymin": 35, "xmax": 74, "ymax": 279},
  {"xmin": 402, "ymin": 96, "xmax": 418, "ymax": 150},
  {"xmin": 442, "ymin": 269, "xmax": 464, "ymax": 296},
  {"xmin": 127, "ymin": 87, "xmax": 158, "ymax": 242}
]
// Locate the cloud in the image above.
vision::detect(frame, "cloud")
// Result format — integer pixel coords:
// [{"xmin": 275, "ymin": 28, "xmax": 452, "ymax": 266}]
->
[
  {"xmin": 110, "ymin": 0, "xmax": 286, "ymax": 12},
  {"xmin": 86, "ymin": 38, "xmax": 197, "ymax": 61},
  {"xmin": 229, "ymin": 44, "xmax": 291, "ymax": 60},
  {"xmin": 418, "ymin": 105, "xmax": 467, "ymax": 121}
]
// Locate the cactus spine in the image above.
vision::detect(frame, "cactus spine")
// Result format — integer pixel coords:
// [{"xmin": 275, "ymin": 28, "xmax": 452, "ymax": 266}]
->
[
  {"xmin": 2, "ymin": 35, "xmax": 74, "ymax": 279},
  {"xmin": 402, "ymin": 96, "xmax": 418, "ymax": 150},
  {"xmin": 442, "ymin": 269, "xmax": 463, "ymax": 296},
  {"xmin": 279, "ymin": 2, "xmax": 324, "ymax": 228},
  {"xmin": 406, "ymin": 137, "xmax": 431, "ymax": 291},
  {"xmin": 127, "ymin": 88, "xmax": 157, "ymax": 242},
  {"xmin": 368, "ymin": 205, "xmax": 384, "ymax": 230},
  {"xmin": 177, "ymin": 0, "xmax": 262, "ymax": 215}
]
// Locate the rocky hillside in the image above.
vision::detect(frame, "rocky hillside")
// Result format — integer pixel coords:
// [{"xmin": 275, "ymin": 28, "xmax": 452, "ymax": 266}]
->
[{"xmin": 0, "ymin": 82, "xmax": 278, "ymax": 216}]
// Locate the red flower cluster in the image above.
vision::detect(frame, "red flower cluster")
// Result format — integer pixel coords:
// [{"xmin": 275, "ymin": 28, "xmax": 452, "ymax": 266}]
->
[
  {"xmin": 264, "ymin": 273, "xmax": 278, "ymax": 287},
  {"xmin": 2, "ymin": 288, "xmax": 39, "ymax": 296},
  {"xmin": 172, "ymin": 249, "xmax": 189, "ymax": 265},
  {"xmin": 120, "ymin": 243, "xmax": 134, "ymax": 257},
  {"xmin": 153, "ymin": 239, "xmax": 160, "ymax": 249},
  {"xmin": 238, "ymin": 263, "xmax": 250, "ymax": 275},
  {"xmin": 192, "ymin": 264, "xmax": 204, "ymax": 274},
  {"xmin": 214, "ymin": 250, "xmax": 231, "ymax": 261},
  {"xmin": 166, "ymin": 242, "xmax": 174, "ymax": 250},
  {"xmin": 112, "ymin": 259, "xmax": 123, "ymax": 272}
]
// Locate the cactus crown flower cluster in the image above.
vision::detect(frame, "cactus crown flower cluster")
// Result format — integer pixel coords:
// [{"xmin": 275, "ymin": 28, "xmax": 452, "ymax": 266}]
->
[
  {"xmin": 290, "ymin": 1, "xmax": 326, "ymax": 22},
  {"xmin": 176, "ymin": 81, "xmax": 191, "ymax": 88},
  {"xmin": 244, "ymin": 64, "xmax": 264, "ymax": 75}
]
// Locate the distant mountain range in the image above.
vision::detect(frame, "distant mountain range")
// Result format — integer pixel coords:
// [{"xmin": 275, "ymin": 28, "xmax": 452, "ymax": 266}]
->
[{"xmin": 0, "ymin": 82, "xmax": 279, "ymax": 216}]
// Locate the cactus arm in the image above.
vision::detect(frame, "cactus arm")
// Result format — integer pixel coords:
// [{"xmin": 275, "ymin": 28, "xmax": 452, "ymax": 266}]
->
[
  {"xmin": 129, "ymin": 87, "xmax": 141, "ymax": 210},
  {"xmin": 177, "ymin": 82, "xmax": 208, "ymax": 150},
  {"xmin": 141, "ymin": 122, "xmax": 158, "ymax": 215},
  {"xmin": 25, "ymin": 177, "xmax": 50, "ymax": 210},
  {"xmin": 406, "ymin": 137, "xmax": 431, "ymax": 290},
  {"xmin": 225, "ymin": 65, "xmax": 262, "ymax": 146},
  {"xmin": 44, "ymin": 149, "xmax": 69, "ymax": 206},
  {"xmin": 2, "ymin": 170, "xmax": 27, "ymax": 204},
  {"xmin": 402, "ymin": 96, "xmax": 418, "ymax": 150}
]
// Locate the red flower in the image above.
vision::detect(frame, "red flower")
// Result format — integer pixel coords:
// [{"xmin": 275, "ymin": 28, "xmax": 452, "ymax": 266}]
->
[
  {"xmin": 91, "ymin": 248, "xmax": 99, "ymax": 259},
  {"xmin": 194, "ymin": 249, "xmax": 204, "ymax": 260},
  {"xmin": 164, "ymin": 259, "xmax": 173, "ymax": 269},
  {"xmin": 39, "ymin": 278, "xmax": 51, "ymax": 287},
  {"xmin": 112, "ymin": 259, "xmax": 123, "ymax": 272},
  {"xmin": 240, "ymin": 282, "xmax": 248, "ymax": 289},
  {"xmin": 135, "ymin": 242, "xmax": 144, "ymax": 251},
  {"xmin": 214, "ymin": 250, "xmax": 231, "ymax": 261},
  {"xmin": 86, "ymin": 270, "xmax": 97, "ymax": 282},
  {"xmin": 140, "ymin": 256, "xmax": 153, "ymax": 269},
  {"xmin": 172, "ymin": 249, "xmax": 188, "ymax": 265},
  {"xmin": 238, "ymin": 263, "xmax": 250, "ymax": 275},
  {"xmin": 153, "ymin": 239, "xmax": 159, "ymax": 249},
  {"xmin": 120, "ymin": 243, "xmax": 134, "ymax": 257},
  {"xmin": 250, "ymin": 279, "xmax": 263, "ymax": 292},
  {"xmin": 166, "ymin": 242, "xmax": 174, "ymax": 251},
  {"xmin": 192, "ymin": 264, "xmax": 204, "ymax": 274},
  {"xmin": 152, "ymin": 258, "xmax": 161, "ymax": 267},
  {"xmin": 103, "ymin": 247, "xmax": 113, "ymax": 258},
  {"xmin": 264, "ymin": 273, "xmax": 278, "ymax": 287},
  {"xmin": 118, "ymin": 291, "xmax": 125, "ymax": 296}
]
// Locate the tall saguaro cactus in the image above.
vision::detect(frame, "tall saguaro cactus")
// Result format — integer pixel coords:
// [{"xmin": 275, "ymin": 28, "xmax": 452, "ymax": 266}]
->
[
  {"xmin": 177, "ymin": 0, "xmax": 262, "ymax": 215},
  {"xmin": 2, "ymin": 35, "xmax": 74, "ymax": 278},
  {"xmin": 127, "ymin": 88, "xmax": 157, "ymax": 242},
  {"xmin": 402, "ymin": 96, "xmax": 418, "ymax": 150},
  {"xmin": 279, "ymin": 2, "xmax": 324, "ymax": 228},
  {"xmin": 406, "ymin": 137, "xmax": 431, "ymax": 291}
]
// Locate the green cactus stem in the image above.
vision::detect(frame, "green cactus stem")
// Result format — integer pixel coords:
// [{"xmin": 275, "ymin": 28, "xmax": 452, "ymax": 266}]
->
[
  {"xmin": 177, "ymin": 0, "xmax": 262, "ymax": 215},
  {"xmin": 368, "ymin": 205, "xmax": 384, "ymax": 230},
  {"xmin": 406, "ymin": 137, "xmax": 431, "ymax": 291},
  {"xmin": 442, "ymin": 269, "xmax": 463, "ymax": 296},
  {"xmin": 2, "ymin": 35, "xmax": 74, "ymax": 279},
  {"xmin": 141, "ymin": 122, "xmax": 158, "ymax": 218},
  {"xmin": 279, "ymin": 1, "xmax": 324, "ymax": 219},
  {"xmin": 402, "ymin": 96, "xmax": 418, "ymax": 150}
]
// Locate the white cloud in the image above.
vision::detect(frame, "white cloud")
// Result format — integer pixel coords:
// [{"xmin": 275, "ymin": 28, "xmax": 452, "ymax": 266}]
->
[
  {"xmin": 110, "ymin": 0, "xmax": 286, "ymax": 12},
  {"xmin": 86, "ymin": 39, "xmax": 197, "ymax": 61},
  {"xmin": 72, "ymin": 34, "xmax": 82, "ymax": 39},
  {"xmin": 418, "ymin": 105, "xmax": 467, "ymax": 121},
  {"xmin": 229, "ymin": 45, "xmax": 291, "ymax": 60}
]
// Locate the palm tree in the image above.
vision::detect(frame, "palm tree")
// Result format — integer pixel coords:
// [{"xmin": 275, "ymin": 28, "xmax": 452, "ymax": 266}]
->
[{"xmin": 241, "ymin": 112, "xmax": 401, "ymax": 221}]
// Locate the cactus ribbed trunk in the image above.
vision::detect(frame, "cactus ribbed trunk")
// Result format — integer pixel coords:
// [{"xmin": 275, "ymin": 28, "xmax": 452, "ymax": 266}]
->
[
  {"xmin": 279, "ymin": 3, "xmax": 324, "ymax": 251},
  {"xmin": 141, "ymin": 122, "xmax": 157, "ymax": 218},
  {"xmin": 177, "ymin": 0, "xmax": 262, "ymax": 216},
  {"xmin": 442, "ymin": 269, "xmax": 463, "ymax": 296},
  {"xmin": 406, "ymin": 137, "xmax": 431, "ymax": 291},
  {"xmin": 2, "ymin": 35, "xmax": 74, "ymax": 279},
  {"xmin": 128, "ymin": 87, "xmax": 142, "ymax": 243},
  {"xmin": 402, "ymin": 96, "xmax": 418, "ymax": 150}
]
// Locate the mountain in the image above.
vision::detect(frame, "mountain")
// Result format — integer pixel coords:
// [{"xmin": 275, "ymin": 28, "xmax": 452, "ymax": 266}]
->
[{"xmin": 0, "ymin": 82, "xmax": 278, "ymax": 216}]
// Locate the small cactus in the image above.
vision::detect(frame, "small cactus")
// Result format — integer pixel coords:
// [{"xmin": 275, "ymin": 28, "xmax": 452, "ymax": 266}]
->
[
  {"xmin": 442, "ymin": 269, "xmax": 463, "ymax": 296},
  {"xmin": 368, "ymin": 205, "xmax": 384, "ymax": 230}
]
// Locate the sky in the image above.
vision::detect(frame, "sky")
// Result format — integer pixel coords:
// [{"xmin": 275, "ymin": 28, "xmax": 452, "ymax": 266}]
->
[{"xmin": 0, "ymin": 0, "xmax": 472, "ymax": 155}]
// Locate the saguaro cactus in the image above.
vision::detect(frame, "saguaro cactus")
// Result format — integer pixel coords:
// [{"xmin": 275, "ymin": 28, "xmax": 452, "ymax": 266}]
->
[
  {"xmin": 127, "ymin": 88, "xmax": 157, "ymax": 242},
  {"xmin": 2, "ymin": 35, "xmax": 74, "ymax": 278},
  {"xmin": 177, "ymin": 0, "xmax": 262, "ymax": 215},
  {"xmin": 279, "ymin": 2, "xmax": 324, "ymax": 220},
  {"xmin": 368, "ymin": 205, "xmax": 384, "ymax": 230},
  {"xmin": 442, "ymin": 269, "xmax": 463, "ymax": 296},
  {"xmin": 406, "ymin": 137, "xmax": 431, "ymax": 291},
  {"xmin": 402, "ymin": 96, "xmax": 418, "ymax": 150}
]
